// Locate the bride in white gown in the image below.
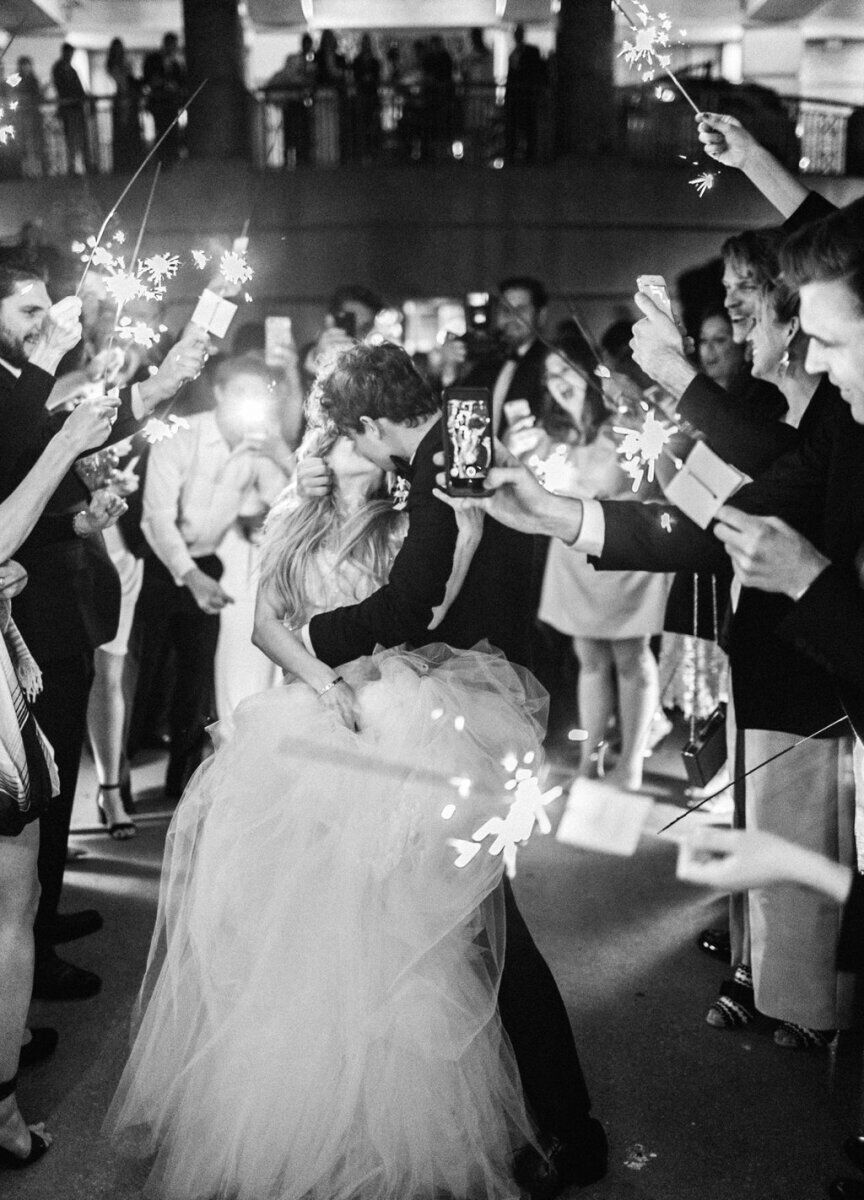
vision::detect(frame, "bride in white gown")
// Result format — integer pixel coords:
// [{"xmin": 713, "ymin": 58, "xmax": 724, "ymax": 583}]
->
[{"xmin": 105, "ymin": 423, "xmax": 548, "ymax": 1200}]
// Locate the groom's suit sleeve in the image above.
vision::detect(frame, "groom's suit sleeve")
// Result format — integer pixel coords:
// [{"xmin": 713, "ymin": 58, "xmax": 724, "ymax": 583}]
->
[{"xmin": 307, "ymin": 438, "xmax": 458, "ymax": 667}]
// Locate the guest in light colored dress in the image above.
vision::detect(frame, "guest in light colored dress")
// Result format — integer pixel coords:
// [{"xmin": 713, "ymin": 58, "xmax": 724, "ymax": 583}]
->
[{"xmin": 536, "ymin": 350, "xmax": 671, "ymax": 790}]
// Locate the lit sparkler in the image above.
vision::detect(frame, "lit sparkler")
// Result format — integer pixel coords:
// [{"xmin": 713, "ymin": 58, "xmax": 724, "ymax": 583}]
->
[
  {"xmin": 143, "ymin": 414, "xmax": 190, "ymax": 444},
  {"xmin": 191, "ymin": 249, "xmax": 209, "ymax": 270},
  {"xmin": 612, "ymin": 0, "xmax": 700, "ymax": 114},
  {"xmin": 219, "ymin": 250, "xmax": 253, "ymax": 289},
  {"xmin": 614, "ymin": 409, "xmax": 674, "ymax": 491},
  {"xmin": 689, "ymin": 171, "xmax": 716, "ymax": 198},
  {"xmin": 141, "ymin": 252, "xmax": 180, "ymax": 286}
]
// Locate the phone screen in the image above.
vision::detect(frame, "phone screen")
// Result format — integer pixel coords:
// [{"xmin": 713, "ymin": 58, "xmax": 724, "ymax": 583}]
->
[{"xmin": 443, "ymin": 388, "xmax": 493, "ymax": 496}]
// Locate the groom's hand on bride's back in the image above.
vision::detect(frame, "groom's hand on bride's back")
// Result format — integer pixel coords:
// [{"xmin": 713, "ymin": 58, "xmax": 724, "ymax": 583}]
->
[{"xmin": 297, "ymin": 456, "xmax": 333, "ymax": 499}]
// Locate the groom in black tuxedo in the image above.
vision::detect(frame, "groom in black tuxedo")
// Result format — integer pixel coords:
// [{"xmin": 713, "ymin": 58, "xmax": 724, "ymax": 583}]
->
[{"xmin": 297, "ymin": 341, "xmax": 607, "ymax": 1197}]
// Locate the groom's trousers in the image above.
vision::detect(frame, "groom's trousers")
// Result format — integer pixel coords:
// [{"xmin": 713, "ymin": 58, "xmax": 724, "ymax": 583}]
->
[{"xmin": 498, "ymin": 878, "xmax": 592, "ymax": 1138}]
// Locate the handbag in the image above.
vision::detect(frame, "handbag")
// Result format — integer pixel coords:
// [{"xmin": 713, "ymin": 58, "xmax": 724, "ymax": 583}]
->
[{"xmin": 680, "ymin": 573, "xmax": 728, "ymax": 790}]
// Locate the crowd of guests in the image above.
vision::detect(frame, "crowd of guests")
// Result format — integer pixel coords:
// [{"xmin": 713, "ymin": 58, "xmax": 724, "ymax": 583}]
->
[
  {"xmin": 8, "ymin": 32, "xmax": 186, "ymax": 178},
  {"xmin": 0, "ymin": 107, "xmax": 863, "ymax": 1199},
  {"xmin": 263, "ymin": 25, "xmax": 549, "ymax": 165}
]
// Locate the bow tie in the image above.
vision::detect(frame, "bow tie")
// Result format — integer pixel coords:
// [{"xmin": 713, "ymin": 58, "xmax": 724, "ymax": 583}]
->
[{"xmin": 391, "ymin": 455, "xmax": 414, "ymax": 481}]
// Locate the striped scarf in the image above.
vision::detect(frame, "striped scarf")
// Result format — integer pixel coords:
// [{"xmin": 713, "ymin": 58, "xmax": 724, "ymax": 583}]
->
[{"xmin": 0, "ymin": 598, "xmax": 57, "ymax": 815}]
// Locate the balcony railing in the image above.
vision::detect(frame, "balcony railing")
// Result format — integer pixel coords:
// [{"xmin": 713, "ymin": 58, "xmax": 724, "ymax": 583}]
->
[
  {"xmin": 0, "ymin": 82, "xmax": 859, "ymax": 179},
  {"xmin": 616, "ymin": 79, "xmax": 860, "ymax": 177}
]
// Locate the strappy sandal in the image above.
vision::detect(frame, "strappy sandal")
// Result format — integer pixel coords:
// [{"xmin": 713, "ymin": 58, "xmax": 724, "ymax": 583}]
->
[
  {"xmin": 774, "ymin": 1021, "xmax": 837, "ymax": 1051},
  {"xmin": 706, "ymin": 964, "xmax": 757, "ymax": 1029},
  {"xmin": 0, "ymin": 1074, "xmax": 51, "ymax": 1169},
  {"xmin": 97, "ymin": 783, "xmax": 136, "ymax": 840}
]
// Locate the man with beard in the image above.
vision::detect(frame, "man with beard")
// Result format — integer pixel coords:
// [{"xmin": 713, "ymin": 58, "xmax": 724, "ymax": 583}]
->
[{"xmin": 0, "ymin": 253, "xmax": 209, "ymax": 1001}]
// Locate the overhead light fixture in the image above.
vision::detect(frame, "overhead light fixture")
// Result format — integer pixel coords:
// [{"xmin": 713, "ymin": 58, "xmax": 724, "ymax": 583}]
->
[
  {"xmin": 551, "ymin": 0, "xmax": 561, "ymax": 11},
  {"xmin": 301, "ymin": 0, "xmax": 314, "ymax": 23}
]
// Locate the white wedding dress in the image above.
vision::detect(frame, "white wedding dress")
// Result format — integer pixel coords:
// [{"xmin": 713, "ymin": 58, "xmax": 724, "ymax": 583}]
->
[{"xmin": 105, "ymin": 544, "xmax": 547, "ymax": 1200}]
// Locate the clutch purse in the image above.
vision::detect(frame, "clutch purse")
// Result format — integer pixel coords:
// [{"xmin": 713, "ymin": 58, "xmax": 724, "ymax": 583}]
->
[{"xmin": 681, "ymin": 702, "xmax": 727, "ymax": 790}]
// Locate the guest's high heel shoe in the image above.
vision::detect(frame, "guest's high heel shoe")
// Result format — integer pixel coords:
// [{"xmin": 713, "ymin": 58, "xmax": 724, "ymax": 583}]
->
[
  {"xmin": 97, "ymin": 783, "xmax": 136, "ymax": 840},
  {"xmin": 0, "ymin": 1075, "xmax": 52, "ymax": 1169}
]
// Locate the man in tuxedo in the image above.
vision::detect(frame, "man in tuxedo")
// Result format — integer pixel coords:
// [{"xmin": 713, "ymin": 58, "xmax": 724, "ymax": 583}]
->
[
  {"xmin": 298, "ymin": 341, "xmax": 607, "ymax": 1198},
  {"xmin": 462, "ymin": 275, "xmax": 548, "ymax": 438},
  {"xmin": 0, "ymin": 255, "xmax": 209, "ymax": 998}
]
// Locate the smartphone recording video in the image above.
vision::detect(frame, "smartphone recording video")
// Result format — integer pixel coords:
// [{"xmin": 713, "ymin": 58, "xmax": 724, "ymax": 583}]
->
[{"xmin": 443, "ymin": 387, "xmax": 493, "ymax": 496}]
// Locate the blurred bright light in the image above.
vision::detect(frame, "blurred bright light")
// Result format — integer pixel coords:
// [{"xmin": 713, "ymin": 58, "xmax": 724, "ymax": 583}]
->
[
  {"xmin": 492, "ymin": 157, "xmax": 504, "ymax": 169},
  {"xmin": 452, "ymin": 140, "xmax": 464, "ymax": 159}
]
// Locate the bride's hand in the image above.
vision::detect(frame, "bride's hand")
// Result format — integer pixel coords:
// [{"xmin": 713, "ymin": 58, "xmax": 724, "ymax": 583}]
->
[{"xmin": 317, "ymin": 677, "xmax": 357, "ymax": 729}]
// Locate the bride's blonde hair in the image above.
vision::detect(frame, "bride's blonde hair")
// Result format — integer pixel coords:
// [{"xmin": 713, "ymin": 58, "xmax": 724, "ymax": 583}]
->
[{"xmin": 259, "ymin": 422, "xmax": 405, "ymax": 628}]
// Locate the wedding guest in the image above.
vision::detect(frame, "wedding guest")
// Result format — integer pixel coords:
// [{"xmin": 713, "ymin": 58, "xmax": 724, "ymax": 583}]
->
[
  {"xmin": 0, "ymin": 258, "xmax": 209, "ymax": 999},
  {"xmin": 697, "ymin": 309, "xmax": 746, "ymax": 394},
  {"xmin": 505, "ymin": 25, "xmax": 545, "ymax": 164},
  {"xmin": 14, "ymin": 58, "xmax": 45, "ymax": 178},
  {"xmin": 51, "ymin": 43, "xmax": 93, "ymax": 175},
  {"xmin": 134, "ymin": 353, "xmax": 290, "ymax": 797},
  {"xmin": 106, "ymin": 38, "xmax": 142, "ymax": 174},
  {"xmin": 264, "ymin": 33, "xmax": 315, "ymax": 166},
  {"xmin": 537, "ymin": 350, "xmax": 672, "ymax": 790},
  {"xmin": 352, "ymin": 34, "xmax": 381, "ymax": 160},
  {"xmin": 0, "ymin": 387, "xmax": 116, "ymax": 1169},
  {"xmin": 143, "ymin": 33, "xmax": 186, "ymax": 166}
]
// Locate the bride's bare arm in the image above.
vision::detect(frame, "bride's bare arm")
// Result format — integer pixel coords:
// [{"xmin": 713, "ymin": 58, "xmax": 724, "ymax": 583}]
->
[{"xmin": 252, "ymin": 584, "xmax": 356, "ymax": 725}]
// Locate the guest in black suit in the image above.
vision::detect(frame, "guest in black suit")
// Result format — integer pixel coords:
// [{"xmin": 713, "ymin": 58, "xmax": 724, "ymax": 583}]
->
[
  {"xmin": 461, "ymin": 275, "xmax": 548, "ymax": 437},
  {"xmin": 0, "ymin": 256, "xmax": 209, "ymax": 999},
  {"xmin": 297, "ymin": 341, "xmax": 607, "ymax": 1198}
]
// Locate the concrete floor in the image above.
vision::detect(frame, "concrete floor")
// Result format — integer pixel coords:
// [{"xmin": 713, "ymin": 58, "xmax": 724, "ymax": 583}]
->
[{"xmin": 4, "ymin": 730, "xmax": 863, "ymax": 1200}]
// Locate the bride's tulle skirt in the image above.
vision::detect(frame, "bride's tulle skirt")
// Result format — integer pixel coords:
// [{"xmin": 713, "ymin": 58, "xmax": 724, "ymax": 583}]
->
[{"xmin": 105, "ymin": 644, "xmax": 548, "ymax": 1200}]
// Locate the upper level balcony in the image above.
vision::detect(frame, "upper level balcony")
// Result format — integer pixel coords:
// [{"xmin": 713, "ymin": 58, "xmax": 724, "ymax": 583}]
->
[{"xmin": 2, "ymin": 74, "xmax": 862, "ymax": 182}]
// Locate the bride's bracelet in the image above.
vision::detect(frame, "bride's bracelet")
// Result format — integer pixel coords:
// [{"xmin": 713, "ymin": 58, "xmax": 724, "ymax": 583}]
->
[{"xmin": 316, "ymin": 675, "xmax": 344, "ymax": 698}]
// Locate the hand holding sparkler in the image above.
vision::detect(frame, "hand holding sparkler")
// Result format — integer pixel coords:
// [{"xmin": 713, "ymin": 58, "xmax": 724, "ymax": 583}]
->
[
  {"xmin": 695, "ymin": 111, "xmax": 809, "ymax": 220},
  {"xmin": 676, "ymin": 827, "xmax": 853, "ymax": 904},
  {"xmin": 630, "ymin": 292, "xmax": 697, "ymax": 401},
  {"xmin": 137, "ymin": 323, "xmax": 210, "ymax": 413},
  {"xmin": 29, "ymin": 296, "xmax": 83, "ymax": 375},
  {"xmin": 696, "ymin": 112, "xmax": 758, "ymax": 170},
  {"xmin": 59, "ymin": 392, "xmax": 119, "ymax": 456},
  {"xmin": 74, "ymin": 487, "xmax": 128, "ymax": 536}
]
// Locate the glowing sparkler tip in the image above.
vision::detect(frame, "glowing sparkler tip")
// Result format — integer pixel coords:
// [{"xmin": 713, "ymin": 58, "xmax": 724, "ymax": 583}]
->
[{"xmin": 689, "ymin": 171, "xmax": 716, "ymax": 199}]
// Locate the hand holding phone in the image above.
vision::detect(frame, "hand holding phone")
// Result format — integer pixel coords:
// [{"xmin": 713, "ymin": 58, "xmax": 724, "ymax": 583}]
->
[
  {"xmin": 636, "ymin": 275, "xmax": 674, "ymax": 322},
  {"xmin": 442, "ymin": 387, "xmax": 493, "ymax": 496}
]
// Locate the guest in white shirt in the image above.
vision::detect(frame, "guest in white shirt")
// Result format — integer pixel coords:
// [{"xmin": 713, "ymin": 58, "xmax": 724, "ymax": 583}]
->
[{"xmin": 132, "ymin": 354, "xmax": 291, "ymax": 798}]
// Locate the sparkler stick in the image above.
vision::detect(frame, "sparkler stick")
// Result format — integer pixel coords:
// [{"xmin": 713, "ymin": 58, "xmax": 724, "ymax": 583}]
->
[
  {"xmin": 657, "ymin": 716, "xmax": 848, "ymax": 834},
  {"xmin": 564, "ymin": 298, "xmax": 605, "ymax": 368},
  {"xmin": 101, "ymin": 162, "xmax": 162, "ymax": 378},
  {"xmin": 611, "ymin": 0, "xmax": 700, "ymax": 115},
  {"xmin": 76, "ymin": 79, "xmax": 208, "ymax": 296}
]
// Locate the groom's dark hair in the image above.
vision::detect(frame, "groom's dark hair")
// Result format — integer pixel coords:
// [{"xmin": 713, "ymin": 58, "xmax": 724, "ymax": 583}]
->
[{"xmin": 316, "ymin": 341, "xmax": 439, "ymax": 432}]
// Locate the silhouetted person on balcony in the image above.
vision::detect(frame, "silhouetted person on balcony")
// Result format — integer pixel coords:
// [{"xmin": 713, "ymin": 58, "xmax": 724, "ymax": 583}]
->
[
  {"xmin": 52, "ymin": 43, "xmax": 93, "ymax": 175},
  {"xmin": 461, "ymin": 27, "xmax": 494, "ymax": 153},
  {"xmin": 352, "ymin": 34, "xmax": 381, "ymax": 160},
  {"xmin": 143, "ymin": 33, "xmax": 186, "ymax": 167},
  {"xmin": 506, "ymin": 24, "xmax": 545, "ymax": 164},
  {"xmin": 313, "ymin": 29, "xmax": 347, "ymax": 164},
  {"xmin": 106, "ymin": 38, "xmax": 142, "ymax": 174},
  {"xmin": 265, "ymin": 33, "xmax": 315, "ymax": 166},
  {"xmin": 423, "ymin": 35, "xmax": 454, "ymax": 157},
  {"xmin": 14, "ymin": 57, "xmax": 45, "ymax": 178}
]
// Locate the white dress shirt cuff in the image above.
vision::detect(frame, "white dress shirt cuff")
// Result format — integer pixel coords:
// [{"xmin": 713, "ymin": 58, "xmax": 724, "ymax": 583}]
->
[
  {"xmin": 562, "ymin": 498, "xmax": 606, "ymax": 555},
  {"xmin": 131, "ymin": 382, "xmax": 145, "ymax": 421},
  {"xmin": 300, "ymin": 623, "xmax": 314, "ymax": 655}
]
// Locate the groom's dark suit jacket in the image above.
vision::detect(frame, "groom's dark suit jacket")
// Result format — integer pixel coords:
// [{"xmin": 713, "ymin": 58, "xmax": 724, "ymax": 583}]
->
[{"xmin": 308, "ymin": 419, "xmax": 535, "ymax": 669}]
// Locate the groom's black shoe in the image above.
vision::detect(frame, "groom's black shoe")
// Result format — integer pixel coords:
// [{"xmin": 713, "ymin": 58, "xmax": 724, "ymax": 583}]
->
[{"xmin": 514, "ymin": 1121, "xmax": 608, "ymax": 1198}]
